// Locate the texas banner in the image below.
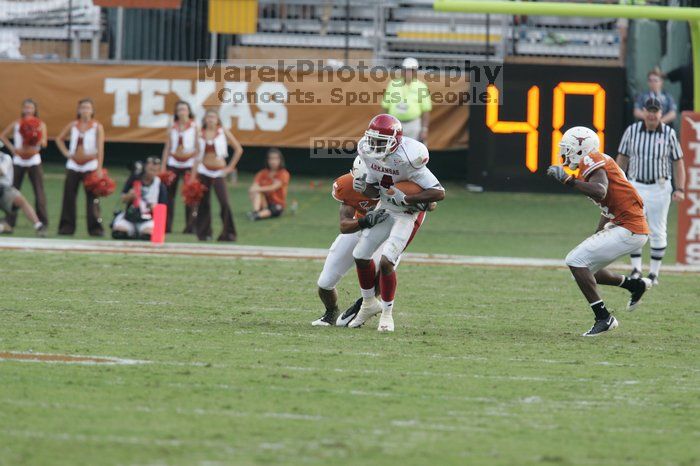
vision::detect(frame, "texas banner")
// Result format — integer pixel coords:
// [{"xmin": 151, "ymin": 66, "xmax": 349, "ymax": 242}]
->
[
  {"xmin": 677, "ymin": 111, "xmax": 700, "ymax": 264},
  {"xmin": 0, "ymin": 61, "xmax": 468, "ymax": 150}
]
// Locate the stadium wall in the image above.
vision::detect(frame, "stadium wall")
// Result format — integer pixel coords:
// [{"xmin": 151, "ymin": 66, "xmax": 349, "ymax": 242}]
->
[{"xmin": 0, "ymin": 61, "xmax": 467, "ymax": 149}]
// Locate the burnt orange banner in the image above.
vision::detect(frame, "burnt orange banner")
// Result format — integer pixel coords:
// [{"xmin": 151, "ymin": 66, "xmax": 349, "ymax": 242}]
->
[
  {"xmin": 677, "ymin": 111, "xmax": 700, "ymax": 264},
  {"xmin": 0, "ymin": 61, "xmax": 468, "ymax": 150}
]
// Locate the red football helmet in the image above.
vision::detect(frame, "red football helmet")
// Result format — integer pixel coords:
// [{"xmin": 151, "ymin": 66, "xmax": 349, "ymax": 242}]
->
[
  {"xmin": 362, "ymin": 114, "xmax": 402, "ymax": 159},
  {"xmin": 19, "ymin": 116, "xmax": 42, "ymax": 147}
]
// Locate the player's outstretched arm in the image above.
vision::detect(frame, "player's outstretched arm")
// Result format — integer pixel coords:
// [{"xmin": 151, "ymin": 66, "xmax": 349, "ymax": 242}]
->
[
  {"xmin": 338, "ymin": 204, "xmax": 388, "ymax": 234},
  {"xmin": 338, "ymin": 204, "xmax": 361, "ymax": 234},
  {"xmin": 547, "ymin": 165, "xmax": 607, "ymax": 201},
  {"xmin": 570, "ymin": 169, "xmax": 608, "ymax": 201},
  {"xmin": 405, "ymin": 188, "xmax": 445, "ymax": 204}
]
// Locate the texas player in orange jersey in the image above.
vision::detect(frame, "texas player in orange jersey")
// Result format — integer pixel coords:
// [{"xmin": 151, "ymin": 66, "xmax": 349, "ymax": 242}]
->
[
  {"xmin": 547, "ymin": 126, "xmax": 652, "ymax": 337},
  {"xmin": 312, "ymin": 157, "xmax": 429, "ymax": 327}
]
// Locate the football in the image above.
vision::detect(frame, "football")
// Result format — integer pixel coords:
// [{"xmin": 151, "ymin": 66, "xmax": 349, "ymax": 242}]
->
[{"xmin": 389, "ymin": 180, "xmax": 424, "ymax": 195}]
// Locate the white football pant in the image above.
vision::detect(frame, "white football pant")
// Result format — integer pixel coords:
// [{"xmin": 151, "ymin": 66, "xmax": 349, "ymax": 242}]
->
[
  {"xmin": 317, "ymin": 232, "xmax": 401, "ymax": 291},
  {"xmin": 353, "ymin": 212, "xmax": 420, "ymax": 265},
  {"xmin": 566, "ymin": 223, "xmax": 648, "ymax": 273}
]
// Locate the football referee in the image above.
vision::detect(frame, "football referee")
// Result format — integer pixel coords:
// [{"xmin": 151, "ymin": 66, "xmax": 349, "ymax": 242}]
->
[{"xmin": 616, "ymin": 97, "xmax": 686, "ymax": 284}]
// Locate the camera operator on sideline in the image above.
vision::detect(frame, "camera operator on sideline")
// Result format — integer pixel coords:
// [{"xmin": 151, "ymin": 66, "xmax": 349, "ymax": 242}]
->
[{"xmin": 112, "ymin": 157, "xmax": 167, "ymax": 240}]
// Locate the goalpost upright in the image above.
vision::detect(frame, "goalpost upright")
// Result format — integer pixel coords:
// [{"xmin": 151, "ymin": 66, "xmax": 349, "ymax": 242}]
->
[{"xmin": 434, "ymin": 0, "xmax": 700, "ymax": 111}]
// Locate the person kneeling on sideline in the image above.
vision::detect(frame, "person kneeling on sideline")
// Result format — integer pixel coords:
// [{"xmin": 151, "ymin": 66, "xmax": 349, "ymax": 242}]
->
[
  {"xmin": 112, "ymin": 157, "xmax": 167, "ymax": 240},
  {"xmin": 0, "ymin": 151, "xmax": 46, "ymax": 236}
]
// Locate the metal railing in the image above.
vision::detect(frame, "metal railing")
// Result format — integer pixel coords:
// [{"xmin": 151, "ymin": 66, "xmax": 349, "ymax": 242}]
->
[
  {"xmin": 0, "ymin": 0, "xmax": 103, "ymax": 60},
  {"xmin": 376, "ymin": 0, "xmax": 508, "ymax": 67},
  {"xmin": 0, "ymin": 0, "xmax": 640, "ymax": 65},
  {"xmin": 512, "ymin": 13, "xmax": 622, "ymax": 59}
]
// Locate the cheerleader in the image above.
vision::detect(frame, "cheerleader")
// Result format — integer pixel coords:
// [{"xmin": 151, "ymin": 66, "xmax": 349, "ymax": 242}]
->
[
  {"xmin": 161, "ymin": 100, "xmax": 200, "ymax": 233},
  {"xmin": 192, "ymin": 109, "xmax": 243, "ymax": 241},
  {"xmin": 0, "ymin": 99, "xmax": 49, "ymax": 227},
  {"xmin": 55, "ymin": 98, "xmax": 105, "ymax": 236}
]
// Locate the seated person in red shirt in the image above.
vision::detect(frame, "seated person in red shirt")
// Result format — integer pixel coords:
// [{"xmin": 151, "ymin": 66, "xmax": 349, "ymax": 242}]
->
[{"xmin": 248, "ymin": 148, "xmax": 290, "ymax": 221}]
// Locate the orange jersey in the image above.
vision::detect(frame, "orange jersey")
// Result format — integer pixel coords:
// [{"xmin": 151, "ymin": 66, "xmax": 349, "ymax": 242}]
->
[
  {"xmin": 254, "ymin": 168, "xmax": 290, "ymax": 207},
  {"xmin": 332, "ymin": 173, "xmax": 378, "ymax": 218},
  {"xmin": 576, "ymin": 152, "xmax": 649, "ymax": 235}
]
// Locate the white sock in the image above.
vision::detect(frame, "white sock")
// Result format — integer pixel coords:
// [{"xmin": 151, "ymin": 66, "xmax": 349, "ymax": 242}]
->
[
  {"xmin": 34, "ymin": 222, "xmax": 43, "ymax": 230},
  {"xmin": 630, "ymin": 253, "xmax": 642, "ymax": 272},
  {"xmin": 381, "ymin": 300, "xmax": 394, "ymax": 315},
  {"xmin": 650, "ymin": 247, "xmax": 665, "ymax": 276},
  {"xmin": 360, "ymin": 287, "xmax": 375, "ymax": 299}
]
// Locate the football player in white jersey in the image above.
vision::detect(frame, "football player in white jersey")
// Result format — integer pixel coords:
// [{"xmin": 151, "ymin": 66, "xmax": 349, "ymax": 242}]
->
[
  {"xmin": 350, "ymin": 114, "xmax": 445, "ymax": 332},
  {"xmin": 311, "ymin": 156, "xmax": 434, "ymax": 328}
]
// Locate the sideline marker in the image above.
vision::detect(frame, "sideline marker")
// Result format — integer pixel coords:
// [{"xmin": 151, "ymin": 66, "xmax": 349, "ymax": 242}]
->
[{"xmin": 151, "ymin": 204, "xmax": 167, "ymax": 244}]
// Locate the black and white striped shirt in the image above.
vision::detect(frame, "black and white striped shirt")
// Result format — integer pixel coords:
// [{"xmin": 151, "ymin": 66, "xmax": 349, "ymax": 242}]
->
[{"xmin": 617, "ymin": 121, "xmax": 683, "ymax": 182}]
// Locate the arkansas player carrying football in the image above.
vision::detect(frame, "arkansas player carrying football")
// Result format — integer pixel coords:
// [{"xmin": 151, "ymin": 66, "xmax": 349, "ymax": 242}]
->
[
  {"xmin": 312, "ymin": 156, "xmax": 432, "ymax": 327},
  {"xmin": 351, "ymin": 114, "xmax": 445, "ymax": 332},
  {"xmin": 547, "ymin": 126, "xmax": 652, "ymax": 337}
]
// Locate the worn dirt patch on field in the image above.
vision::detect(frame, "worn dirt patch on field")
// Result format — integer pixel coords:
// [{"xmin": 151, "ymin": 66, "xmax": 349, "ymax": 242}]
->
[{"xmin": 0, "ymin": 352, "xmax": 147, "ymax": 365}]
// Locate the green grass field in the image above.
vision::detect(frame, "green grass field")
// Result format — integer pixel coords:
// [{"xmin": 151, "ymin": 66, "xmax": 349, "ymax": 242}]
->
[
  {"xmin": 0, "ymin": 252, "xmax": 698, "ymax": 466},
  {"xmin": 2, "ymin": 164, "xmax": 697, "ymax": 466},
  {"xmin": 5, "ymin": 163, "xmax": 680, "ymax": 260}
]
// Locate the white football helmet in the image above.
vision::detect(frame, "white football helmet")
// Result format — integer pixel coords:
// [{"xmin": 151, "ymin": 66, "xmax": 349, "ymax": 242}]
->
[
  {"xmin": 351, "ymin": 155, "xmax": 367, "ymax": 178},
  {"xmin": 559, "ymin": 126, "xmax": 600, "ymax": 169}
]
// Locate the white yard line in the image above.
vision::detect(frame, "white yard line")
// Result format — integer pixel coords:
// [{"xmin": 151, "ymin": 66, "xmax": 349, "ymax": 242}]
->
[
  {"xmin": 5, "ymin": 341, "xmax": 700, "ymax": 374},
  {"xmin": 0, "ymin": 351, "xmax": 208, "ymax": 367},
  {"xmin": 2, "ymin": 237, "xmax": 699, "ymax": 272},
  {"xmin": 0, "ymin": 351, "xmax": 149, "ymax": 365}
]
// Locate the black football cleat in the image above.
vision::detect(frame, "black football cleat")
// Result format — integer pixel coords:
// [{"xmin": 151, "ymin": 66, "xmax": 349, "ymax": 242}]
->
[
  {"xmin": 627, "ymin": 277, "xmax": 652, "ymax": 311},
  {"xmin": 311, "ymin": 309, "xmax": 338, "ymax": 327},
  {"xmin": 336, "ymin": 297, "xmax": 363, "ymax": 327},
  {"xmin": 582, "ymin": 315, "xmax": 619, "ymax": 337},
  {"xmin": 629, "ymin": 268, "xmax": 642, "ymax": 280},
  {"xmin": 647, "ymin": 273, "xmax": 659, "ymax": 286}
]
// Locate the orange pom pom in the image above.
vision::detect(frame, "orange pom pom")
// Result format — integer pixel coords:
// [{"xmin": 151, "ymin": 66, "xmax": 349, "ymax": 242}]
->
[
  {"xmin": 181, "ymin": 173, "xmax": 208, "ymax": 206},
  {"xmin": 83, "ymin": 169, "xmax": 116, "ymax": 197},
  {"xmin": 19, "ymin": 116, "xmax": 42, "ymax": 147}
]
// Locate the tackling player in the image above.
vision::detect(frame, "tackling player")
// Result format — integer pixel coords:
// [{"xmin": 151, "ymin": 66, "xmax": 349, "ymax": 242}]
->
[
  {"xmin": 351, "ymin": 114, "xmax": 445, "ymax": 332},
  {"xmin": 312, "ymin": 157, "xmax": 388, "ymax": 327},
  {"xmin": 312, "ymin": 157, "xmax": 432, "ymax": 327},
  {"xmin": 547, "ymin": 126, "xmax": 653, "ymax": 336}
]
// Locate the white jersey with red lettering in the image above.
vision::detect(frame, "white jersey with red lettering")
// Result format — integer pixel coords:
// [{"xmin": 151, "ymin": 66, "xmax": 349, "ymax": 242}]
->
[
  {"xmin": 353, "ymin": 136, "xmax": 439, "ymax": 264},
  {"xmin": 358, "ymin": 136, "xmax": 443, "ymax": 213}
]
